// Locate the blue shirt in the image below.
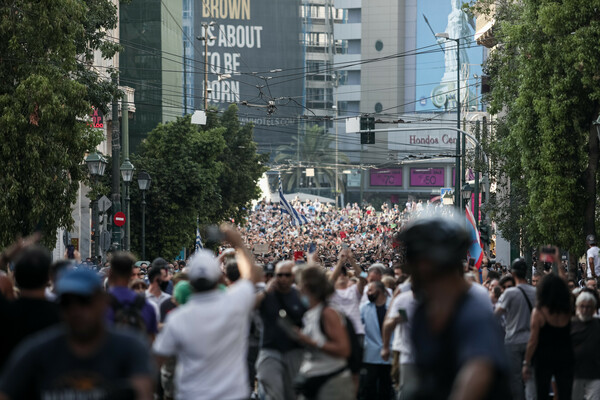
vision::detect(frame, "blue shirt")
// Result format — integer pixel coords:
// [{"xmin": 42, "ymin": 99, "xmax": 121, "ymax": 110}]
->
[
  {"xmin": 106, "ymin": 286, "xmax": 158, "ymax": 335},
  {"xmin": 360, "ymin": 297, "xmax": 392, "ymax": 364}
]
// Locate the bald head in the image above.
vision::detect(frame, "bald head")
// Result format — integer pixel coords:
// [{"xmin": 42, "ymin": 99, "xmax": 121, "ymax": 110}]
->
[{"xmin": 275, "ymin": 261, "xmax": 294, "ymax": 292}]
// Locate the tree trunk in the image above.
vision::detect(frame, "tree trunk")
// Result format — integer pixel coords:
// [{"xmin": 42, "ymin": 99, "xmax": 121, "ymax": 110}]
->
[{"xmin": 583, "ymin": 117, "xmax": 599, "ymax": 236}]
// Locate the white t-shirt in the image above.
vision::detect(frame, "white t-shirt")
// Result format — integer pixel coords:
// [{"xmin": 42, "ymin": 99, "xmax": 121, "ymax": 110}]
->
[
  {"xmin": 329, "ymin": 285, "xmax": 364, "ymax": 334},
  {"xmin": 389, "ymin": 290, "xmax": 417, "ymax": 364},
  {"xmin": 587, "ymin": 246, "xmax": 600, "ymax": 277},
  {"xmin": 153, "ymin": 280, "xmax": 255, "ymax": 400}
]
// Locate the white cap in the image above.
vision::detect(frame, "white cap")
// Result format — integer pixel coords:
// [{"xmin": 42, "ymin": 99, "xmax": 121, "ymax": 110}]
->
[{"xmin": 187, "ymin": 250, "xmax": 222, "ymax": 284}]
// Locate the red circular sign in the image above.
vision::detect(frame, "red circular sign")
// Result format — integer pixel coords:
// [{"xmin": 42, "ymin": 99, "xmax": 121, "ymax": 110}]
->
[{"xmin": 113, "ymin": 212, "xmax": 126, "ymax": 227}]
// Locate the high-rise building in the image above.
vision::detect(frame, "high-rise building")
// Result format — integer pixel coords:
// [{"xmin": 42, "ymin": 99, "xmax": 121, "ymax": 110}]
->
[{"xmin": 119, "ymin": 0, "xmax": 184, "ymax": 151}]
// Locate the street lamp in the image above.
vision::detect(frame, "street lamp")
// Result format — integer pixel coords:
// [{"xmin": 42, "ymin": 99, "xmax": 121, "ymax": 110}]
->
[
  {"xmin": 137, "ymin": 171, "xmax": 151, "ymax": 260},
  {"xmin": 461, "ymin": 183, "xmax": 473, "ymax": 206},
  {"xmin": 120, "ymin": 160, "xmax": 135, "ymax": 251},
  {"xmin": 435, "ymin": 32, "xmax": 461, "ymax": 210},
  {"xmin": 85, "ymin": 152, "xmax": 107, "ymax": 260}
]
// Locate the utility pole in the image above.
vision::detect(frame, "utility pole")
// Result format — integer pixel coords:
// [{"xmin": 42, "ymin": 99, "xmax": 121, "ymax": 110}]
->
[
  {"xmin": 111, "ymin": 76, "xmax": 121, "ymax": 251},
  {"xmin": 333, "ymin": 72, "xmax": 339, "ymax": 208},
  {"xmin": 456, "ymin": 38, "xmax": 461, "ymax": 210},
  {"xmin": 183, "ymin": 43, "xmax": 187, "ymax": 114}
]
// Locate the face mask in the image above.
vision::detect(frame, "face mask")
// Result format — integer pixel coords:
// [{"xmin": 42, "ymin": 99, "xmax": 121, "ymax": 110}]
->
[
  {"xmin": 367, "ymin": 293, "xmax": 378, "ymax": 303},
  {"xmin": 159, "ymin": 280, "xmax": 169, "ymax": 292},
  {"xmin": 300, "ymin": 295, "xmax": 310, "ymax": 308}
]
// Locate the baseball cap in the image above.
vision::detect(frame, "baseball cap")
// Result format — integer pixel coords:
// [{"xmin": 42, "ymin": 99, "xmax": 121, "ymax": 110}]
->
[
  {"xmin": 187, "ymin": 250, "xmax": 222, "ymax": 284},
  {"xmin": 510, "ymin": 258, "xmax": 527, "ymax": 275},
  {"xmin": 56, "ymin": 269, "xmax": 102, "ymax": 297},
  {"xmin": 587, "ymin": 234, "xmax": 597, "ymax": 245}
]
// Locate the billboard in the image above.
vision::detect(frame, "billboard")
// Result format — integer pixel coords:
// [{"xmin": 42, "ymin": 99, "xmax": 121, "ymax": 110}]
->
[
  {"xmin": 410, "ymin": 168, "xmax": 445, "ymax": 187},
  {"xmin": 194, "ymin": 0, "xmax": 304, "ymax": 150},
  {"xmin": 415, "ymin": 0, "xmax": 483, "ymax": 112},
  {"xmin": 370, "ymin": 169, "xmax": 403, "ymax": 187}
]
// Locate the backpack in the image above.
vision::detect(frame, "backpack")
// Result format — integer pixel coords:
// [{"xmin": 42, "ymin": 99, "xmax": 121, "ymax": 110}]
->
[
  {"xmin": 319, "ymin": 305, "xmax": 363, "ymax": 374},
  {"xmin": 109, "ymin": 293, "xmax": 147, "ymax": 333}
]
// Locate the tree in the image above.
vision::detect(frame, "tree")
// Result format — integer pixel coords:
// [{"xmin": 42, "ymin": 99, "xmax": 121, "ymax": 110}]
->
[
  {"xmin": 128, "ymin": 107, "xmax": 266, "ymax": 259},
  {"xmin": 0, "ymin": 0, "xmax": 120, "ymax": 247},
  {"xmin": 275, "ymin": 125, "xmax": 350, "ymax": 193},
  {"xmin": 473, "ymin": 0, "xmax": 600, "ymax": 255}
]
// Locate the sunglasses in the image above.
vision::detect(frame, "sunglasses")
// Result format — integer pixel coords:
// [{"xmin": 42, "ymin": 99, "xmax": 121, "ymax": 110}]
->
[
  {"xmin": 59, "ymin": 294, "xmax": 95, "ymax": 308},
  {"xmin": 131, "ymin": 284, "xmax": 147, "ymax": 290},
  {"xmin": 276, "ymin": 273, "xmax": 292, "ymax": 278}
]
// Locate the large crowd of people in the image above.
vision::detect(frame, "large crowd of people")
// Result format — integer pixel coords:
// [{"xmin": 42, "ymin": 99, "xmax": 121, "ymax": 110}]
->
[{"xmin": 0, "ymin": 200, "xmax": 598, "ymax": 400}]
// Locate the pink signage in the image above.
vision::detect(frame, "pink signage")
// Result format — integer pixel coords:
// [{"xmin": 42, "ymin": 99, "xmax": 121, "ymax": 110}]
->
[
  {"xmin": 410, "ymin": 168, "xmax": 444, "ymax": 187},
  {"xmin": 370, "ymin": 169, "xmax": 403, "ymax": 186}
]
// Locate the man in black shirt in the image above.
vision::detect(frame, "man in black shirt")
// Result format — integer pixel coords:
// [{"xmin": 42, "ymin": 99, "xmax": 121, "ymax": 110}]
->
[
  {"xmin": 571, "ymin": 291, "xmax": 600, "ymax": 399},
  {"xmin": 0, "ymin": 268, "xmax": 153, "ymax": 400},
  {"xmin": 0, "ymin": 246, "xmax": 60, "ymax": 373},
  {"xmin": 255, "ymin": 261, "xmax": 306, "ymax": 400}
]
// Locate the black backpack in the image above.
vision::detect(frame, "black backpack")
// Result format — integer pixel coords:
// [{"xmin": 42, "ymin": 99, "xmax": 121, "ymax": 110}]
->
[
  {"xmin": 319, "ymin": 305, "xmax": 363, "ymax": 374},
  {"xmin": 109, "ymin": 294, "xmax": 147, "ymax": 333}
]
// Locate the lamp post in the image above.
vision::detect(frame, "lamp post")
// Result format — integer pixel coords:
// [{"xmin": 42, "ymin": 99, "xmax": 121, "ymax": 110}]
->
[
  {"xmin": 120, "ymin": 160, "xmax": 135, "ymax": 251},
  {"xmin": 435, "ymin": 32, "xmax": 461, "ymax": 209},
  {"xmin": 461, "ymin": 183, "xmax": 473, "ymax": 208},
  {"xmin": 137, "ymin": 171, "xmax": 151, "ymax": 260},
  {"xmin": 197, "ymin": 21, "xmax": 216, "ymax": 110},
  {"xmin": 85, "ymin": 152, "xmax": 108, "ymax": 260}
]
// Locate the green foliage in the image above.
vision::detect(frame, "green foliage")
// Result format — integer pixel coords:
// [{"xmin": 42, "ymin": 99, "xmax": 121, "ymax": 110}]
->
[
  {"xmin": 0, "ymin": 0, "xmax": 120, "ymax": 248},
  {"xmin": 128, "ymin": 106, "xmax": 266, "ymax": 259},
  {"xmin": 275, "ymin": 125, "xmax": 350, "ymax": 193},
  {"xmin": 477, "ymin": 0, "xmax": 600, "ymax": 255}
]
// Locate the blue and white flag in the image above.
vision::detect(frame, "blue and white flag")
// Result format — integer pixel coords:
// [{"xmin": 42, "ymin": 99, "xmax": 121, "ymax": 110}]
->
[
  {"xmin": 195, "ymin": 217, "xmax": 203, "ymax": 252},
  {"xmin": 279, "ymin": 176, "xmax": 308, "ymax": 226}
]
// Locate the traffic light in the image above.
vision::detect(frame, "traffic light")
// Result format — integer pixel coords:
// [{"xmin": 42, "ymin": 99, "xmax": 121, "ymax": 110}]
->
[
  {"xmin": 361, "ymin": 131, "xmax": 375, "ymax": 144},
  {"xmin": 360, "ymin": 116, "xmax": 375, "ymax": 144},
  {"xmin": 360, "ymin": 116, "xmax": 375, "ymax": 131},
  {"xmin": 480, "ymin": 225, "xmax": 490, "ymax": 244}
]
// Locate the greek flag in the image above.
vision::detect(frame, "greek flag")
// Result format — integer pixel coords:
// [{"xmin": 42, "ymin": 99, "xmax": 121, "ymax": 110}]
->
[
  {"xmin": 279, "ymin": 176, "xmax": 308, "ymax": 226},
  {"xmin": 195, "ymin": 217, "xmax": 203, "ymax": 251}
]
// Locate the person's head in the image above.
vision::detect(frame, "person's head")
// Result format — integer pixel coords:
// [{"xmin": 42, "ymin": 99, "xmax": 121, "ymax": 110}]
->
[
  {"xmin": 399, "ymin": 217, "xmax": 470, "ymax": 298},
  {"xmin": 225, "ymin": 260, "xmax": 240, "ymax": 284},
  {"xmin": 510, "ymin": 258, "xmax": 528, "ymax": 281},
  {"xmin": 367, "ymin": 264, "xmax": 385, "ymax": 283},
  {"xmin": 567, "ymin": 277, "xmax": 577, "ymax": 292},
  {"xmin": 536, "ymin": 273, "xmax": 571, "ymax": 315},
  {"xmin": 393, "ymin": 265, "xmax": 403, "ymax": 279},
  {"xmin": 173, "ymin": 280, "xmax": 193, "ymax": 305},
  {"xmin": 108, "ymin": 252, "xmax": 136, "ymax": 284},
  {"xmin": 187, "ymin": 250, "xmax": 222, "ymax": 292},
  {"xmin": 275, "ymin": 261, "xmax": 294, "ymax": 292},
  {"xmin": 49, "ymin": 259, "xmax": 73, "ymax": 286},
  {"xmin": 532, "ymin": 271, "xmax": 543, "ymax": 287},
  {"xmin": 587, "ymin": 234, "xmax": 597, "ymax": 248},
  {"xmin": 366, "ymin": 281, "xmax": 386, "ymax": 303},
  {"xmin": 56, "ymin": 269, "xmax": 106, "ymax": 342},
  {"xmin": 263, "ymin": 262, "xmax": 275, "ymax": 282},
  {"xmin": 575, "ymin": 291, "xmax": 597, "ymax": 322},
  {"xmin": 488, "ymin": 278, "xmax": 500, "ymax": 293},
  {"xmin": 131, "ymin": 266, "xmax": 143, "ymax": 282},
  {"xmin": 298, "ymin": 266, "xmax": 334, "ymax": 307},
  {"xmin": 382, "ymin": 275, "xmax": 396, "ymax": 291},
  {"xmin": 499, "ymin": 275, "xmax": 515, "ymax": 290},
  {"xmin": 129, "ymin": 279, "xmax": 148, "ymax": 294},
  {"xmin": 13, "ymin": 245, "xmax": 52, "ymax": 291},
  {"xmin": 586, "ymin": 277, "xmax": 598, "ymax": 291}
]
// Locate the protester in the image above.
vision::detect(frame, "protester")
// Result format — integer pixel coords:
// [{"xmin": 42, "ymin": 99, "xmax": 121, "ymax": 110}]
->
[
  {"xmin": 401, "ymin": 217, "xmax": 510, "ymax": 400},
  {"xmin": 106, "ymin": 252, "xmax": 158, "ymax": 339},
  {"xmin": 586, "ymin": 235, "xmax": 599, "ymax": 280},
  {"xmin": 255, "ymin": 260, "xmax": 307, "ymax": 400},
  {"xmin": 359, "ymin": 281, "xmax": 392, "ymax": 400},
  {"xmin": 494, "ymin": 258, "xmax": 537, "ymax": 400},
  {"xmin": 153, "ymin": 225, "xmax": 260, "ymax": 399},
  {"xmin": 293, "ymin": 266, "xmax": 353, "ymax": 400},
  {"xmin": 145, "ymin": 264, "xmax": 171, "ymax": 322},
  {"xmin": 523, "ymin": 273, "xmax": 574, "ymax": 400},
  {"xmin": 381, "ymin": 286, "xmax": 418, "ymax": 400},
  {"xmin": 571, "ymin": 291, "xmax": 600, "ymax": 399},
  {"xmin": 0, "ymin": 268, "xmax": 153, "ymax": 399},
  {"xmin": 0, "ymin": 246, "xmax": 60, "ymax": 372}
]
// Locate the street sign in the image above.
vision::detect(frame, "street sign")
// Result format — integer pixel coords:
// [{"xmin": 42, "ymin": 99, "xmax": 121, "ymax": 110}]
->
[
  {"xmin": 441, "ymin": 187, "xmax": 453, "ymax": 196},
  {"xmin": 100, "ymin": 230, "xmax": 111, "ymax": 252},
  {"xmin": 113, "ymin": 212, "xmax": 126, "ymax": 227},
  {"xmin": 98, "ymin": 195, "xmax": 112, "ymax": 213}
]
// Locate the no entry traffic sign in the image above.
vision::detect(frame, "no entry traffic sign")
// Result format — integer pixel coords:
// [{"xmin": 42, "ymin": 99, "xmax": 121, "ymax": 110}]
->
[{"xmin": 113, "ymin": 212, "xmax": 126, "ymax": 227}]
